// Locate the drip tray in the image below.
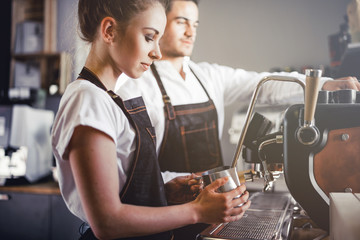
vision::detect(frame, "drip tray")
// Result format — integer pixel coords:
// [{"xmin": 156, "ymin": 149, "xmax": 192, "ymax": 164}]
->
[{"xmin": 197, "ymin": 192, "xmax": 294, "ymax": 240}]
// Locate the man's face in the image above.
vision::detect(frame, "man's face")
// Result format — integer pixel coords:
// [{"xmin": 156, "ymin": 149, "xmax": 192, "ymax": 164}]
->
[{"xmin": 159, "ymin": 1, "xmax": 199, "ymax": 59}]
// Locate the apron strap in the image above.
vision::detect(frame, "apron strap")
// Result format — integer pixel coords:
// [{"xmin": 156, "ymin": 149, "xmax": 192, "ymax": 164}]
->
[
  {"xmin": 189, "ymin": 67, "xmax": 213, "ymax": 103},
  {"xmin": 78, "ymin": 67, "xmax": 131, "ymax": 123},
  {"xmin": 78, "ymin": 67, "xmax": 108, "ymax": 91},
  {"xmin": 151, "ymin": 64, "xmax": 176, "ymax": 120},
  {"xmin": 77, "ymin": 67, "xmax": 139, "ymax": 199},
  {"xmin": 151, "ymin": 63, "xmax": 216, "ymax": 121}
]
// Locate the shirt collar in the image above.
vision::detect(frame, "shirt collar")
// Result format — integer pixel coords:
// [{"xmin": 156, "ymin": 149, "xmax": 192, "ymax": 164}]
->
[
  {"xmin": 183, "ymin": 56, "xmax": 191, "ymax": 75},
  {"xmin": 154, "ymin": 57, "xmax": 191, "ymax": 78}
]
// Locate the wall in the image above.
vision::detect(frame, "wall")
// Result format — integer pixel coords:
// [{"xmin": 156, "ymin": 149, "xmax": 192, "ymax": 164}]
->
[{"xmin": 193, "ymin": 0, "xmax": 349, "ymax": 71}]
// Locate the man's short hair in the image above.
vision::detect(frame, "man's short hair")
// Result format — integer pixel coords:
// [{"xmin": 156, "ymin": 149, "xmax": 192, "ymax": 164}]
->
[{"xmin": 166, "ymin": 0, "xmax": 199, "ymax": 14}]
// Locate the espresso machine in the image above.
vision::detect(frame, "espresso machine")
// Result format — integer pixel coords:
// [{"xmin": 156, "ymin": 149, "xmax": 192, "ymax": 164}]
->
[
  {"xmin": 0, "ymin": 104, "xmax": 54, "ymax": 185},
  {"xmin": 240, "ymin": 71, "xmax": 360, "ymax": 232},
  {"xmin": 198, "ymin": 70, "xmax": 360, "ymax": 239}
]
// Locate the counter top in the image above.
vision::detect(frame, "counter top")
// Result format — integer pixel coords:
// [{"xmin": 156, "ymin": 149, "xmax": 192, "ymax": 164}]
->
[{"xmin": 0, "ymin": 180, "xmax": 60, "ymax": 195}]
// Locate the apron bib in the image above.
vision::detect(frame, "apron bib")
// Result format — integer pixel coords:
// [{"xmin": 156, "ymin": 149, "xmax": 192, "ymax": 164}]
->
[{"xmin": 151, "ymin": 64, "xmax": 223, "ymax": 173}]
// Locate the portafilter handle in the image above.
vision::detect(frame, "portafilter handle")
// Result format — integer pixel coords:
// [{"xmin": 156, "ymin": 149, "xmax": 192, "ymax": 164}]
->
[
  {"xmin": 296, "ymin": 69, "xmax": 322, "ymax": 146},
  {"xmin": 304, "ymin": 69, "xmax": 322, "ymax": 125}
]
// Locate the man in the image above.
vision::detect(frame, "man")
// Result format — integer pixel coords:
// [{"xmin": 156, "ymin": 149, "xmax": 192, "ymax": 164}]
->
[{"xmin": 117, "ymin": 0, "xmax": 360, "ymax": 178}]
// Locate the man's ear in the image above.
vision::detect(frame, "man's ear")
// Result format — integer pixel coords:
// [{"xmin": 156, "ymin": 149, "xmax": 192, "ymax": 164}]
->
[{"xmin": 101, "ymin": 17, "xmax": 117, "ymax": 43}]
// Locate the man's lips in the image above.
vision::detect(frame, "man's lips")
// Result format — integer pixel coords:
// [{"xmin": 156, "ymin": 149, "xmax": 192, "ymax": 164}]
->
[{"xmin": 181, "ymin": 39, "xmax": 193, "ymax": 45}]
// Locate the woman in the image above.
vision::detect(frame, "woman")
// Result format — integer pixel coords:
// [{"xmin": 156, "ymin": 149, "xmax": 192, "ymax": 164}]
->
[{"xmin": 51, "ymin": 0, "xmax": 250, "ymax": 239}]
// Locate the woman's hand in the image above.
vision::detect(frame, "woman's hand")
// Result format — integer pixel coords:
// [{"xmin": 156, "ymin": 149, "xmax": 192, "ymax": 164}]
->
[
  {"xmin": 191, "ymin": 177, "xmax": 251, "ymax": 224},
  {"xmin": 165, "ymin": 173, "xmax": 203, "ymax": 204}
]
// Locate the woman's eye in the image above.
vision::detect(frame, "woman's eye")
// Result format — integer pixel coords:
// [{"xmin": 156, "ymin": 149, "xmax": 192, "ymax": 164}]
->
[{"xmin": 145, "ymin": 35, "xmax": 154, "ymax": 42}]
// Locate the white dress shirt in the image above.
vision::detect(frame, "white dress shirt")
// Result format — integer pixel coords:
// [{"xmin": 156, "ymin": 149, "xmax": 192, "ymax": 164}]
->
[{"xmin": 52, "ymin": 80, "xmax": 136, "ymax": 222}]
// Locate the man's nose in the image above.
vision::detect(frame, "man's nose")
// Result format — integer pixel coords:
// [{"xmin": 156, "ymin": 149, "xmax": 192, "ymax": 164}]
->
[{"xmin": 185, "ymin": 24, "xmax": 196, "ymax": 37}]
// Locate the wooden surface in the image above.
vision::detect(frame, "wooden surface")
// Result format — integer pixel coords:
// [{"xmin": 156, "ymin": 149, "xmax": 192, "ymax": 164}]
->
[
  {"xmin": 314, "ymin": 127, "xmax": 360, "ymax": 196},
  {"xmin": 0, "ymin": 181, "xmax": 60, "ymax": 195}
]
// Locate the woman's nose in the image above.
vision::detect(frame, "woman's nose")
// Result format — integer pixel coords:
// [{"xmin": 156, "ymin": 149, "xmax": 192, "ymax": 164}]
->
[{"xmin": 150, "ymin": 45, "xmax": 162, "ymax": 60}]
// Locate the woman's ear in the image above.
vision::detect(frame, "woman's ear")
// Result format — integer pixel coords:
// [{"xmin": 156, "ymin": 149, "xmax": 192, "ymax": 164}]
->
[{"xmin": 101, "ymin": 17, "xmax": 117, "ymax": 43}]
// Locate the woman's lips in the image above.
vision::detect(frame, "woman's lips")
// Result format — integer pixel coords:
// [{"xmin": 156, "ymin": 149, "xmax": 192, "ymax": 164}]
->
[{"xmin": 141, "ymin": 62, "xmax": 151, "ymax": 71}]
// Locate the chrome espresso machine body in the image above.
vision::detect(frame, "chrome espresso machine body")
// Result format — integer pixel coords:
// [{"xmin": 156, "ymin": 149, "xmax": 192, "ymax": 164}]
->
[
  {"xmin": 240, "ymin": 71, "xmax": 360, "ymax": 231},
  {"xmin": 0, "ymin": 104, "xmax": 54, "ymax": 185}
]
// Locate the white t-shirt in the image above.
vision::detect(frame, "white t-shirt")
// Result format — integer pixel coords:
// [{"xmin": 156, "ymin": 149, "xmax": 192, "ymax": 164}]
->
[
  {"xmin": 116, "ymin": 58, "xmax": 331, "ymax": 181},
  {"xmin": 51, "ymin": 80, "xmax": 136, "ymax": 222}
]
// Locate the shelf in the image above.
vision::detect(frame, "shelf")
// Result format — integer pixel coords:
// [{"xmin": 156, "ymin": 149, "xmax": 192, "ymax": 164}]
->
[
  {"xmin": 10, "ymin": 52, "xmax": 71, "ymax": 94},
  {"xmin": 9, "ymin": 0, "xmax": 70, "ymax": 96},
  {"xmin": 13, "ymin": 52, "xmax": 61, "ymax": 60}
]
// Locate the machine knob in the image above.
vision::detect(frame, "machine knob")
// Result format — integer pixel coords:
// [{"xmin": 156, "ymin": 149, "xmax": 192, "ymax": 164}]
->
[
  {"xmin": 317, "ymin": 90, "xmax": 330, "ymax": 104},
  {"xmin": 333, "ymin": 89, "xmax": 356, "ymax": 103},
  {"xmin": 357, "ymin": 92, "xmax": 360, "ymax": 103}
]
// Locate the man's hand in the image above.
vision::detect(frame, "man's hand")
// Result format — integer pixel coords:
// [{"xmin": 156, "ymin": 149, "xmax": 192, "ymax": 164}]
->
[
  {"xmin": 322, "ymin": 76, "xmax": 360, "ymax": 91},
  {"xmin": 165, "ymin": 173, "xmax": 203, "ymax": 205}
]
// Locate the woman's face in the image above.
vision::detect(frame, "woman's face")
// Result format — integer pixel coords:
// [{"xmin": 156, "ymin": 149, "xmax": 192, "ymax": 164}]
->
[{"xmin": 113, "ymin": 2, "xmax": 166, "ymax": 79}]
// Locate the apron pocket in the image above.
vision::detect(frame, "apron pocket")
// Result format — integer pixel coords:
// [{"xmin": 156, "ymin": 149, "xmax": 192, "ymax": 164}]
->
[{"xmin": 180, "ymin": 120, "xmax": 222, "ymax": 171}]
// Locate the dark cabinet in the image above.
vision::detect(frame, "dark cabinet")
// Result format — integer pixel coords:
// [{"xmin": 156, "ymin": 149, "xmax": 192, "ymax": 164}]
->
[
  {"xmin": 0, "ymin": 183, "xmax": 82, "ymax": 240},
  {"xmin": 0, "ymin": 192, "xmax": 51, "ymax": 239},
  {"xmin": 50, "ymin": 194, "xmax": 83, "ymax": 240}
]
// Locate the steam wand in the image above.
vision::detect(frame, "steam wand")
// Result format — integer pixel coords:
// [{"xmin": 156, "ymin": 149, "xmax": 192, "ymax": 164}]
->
[
  {"xmin": 258, "ymin": 135, "xmax": 284, "ymax": 191},
  {"xmin": 231, "ymin": 75, "xmax": 306, "ymax": 169}
]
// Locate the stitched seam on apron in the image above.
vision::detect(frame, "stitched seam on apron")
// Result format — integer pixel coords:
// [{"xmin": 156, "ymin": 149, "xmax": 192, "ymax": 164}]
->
[
  {"xmin": 180, "ymin": 126, "xmax": 191, "ymax": 171},
  {"xmin": 181, "ymin": 125, "xmax": 215, "ymax": 134},
  {"xmin": 145, "ymin": 128, "xmax": 156, "ymax": 138},
  {"xmin": 211, "ymin": 120, "xmax": 221, "ymax": 162},
  {"xmin": 127, "ymin": 108, "xmax": 147, "ymax": 114},
  {"xmin": 175, "ymin": 105, "xmax": 215, "ymax": 115},
  {"xmin": 146, "ymin": 127, "xmax": 156, "ymax": 146},
  {"xmin": 209, "ymin": 121, "xmax": 220, "ymax": 158},
  {"xmin": 159, "ymin": 118, "xmax": 171, "ymax": 160},
  {"xmin": 126, "ymin": 105, "xmax": 146, "ymax": 111},
  {"xmin": 120, "ymin": 118, "xmax": 141, "ymax": 199}
]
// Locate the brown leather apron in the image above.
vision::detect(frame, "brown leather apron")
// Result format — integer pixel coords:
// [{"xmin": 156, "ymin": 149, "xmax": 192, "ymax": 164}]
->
[{"xmin": 151, "ymin": 64, "xmax": 223, "ymax": 173}]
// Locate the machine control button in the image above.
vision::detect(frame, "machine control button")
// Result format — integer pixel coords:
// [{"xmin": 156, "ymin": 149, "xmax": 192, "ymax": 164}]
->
[{"xmin": 341, "ymin": 133, "xmax": 350, "ymax": 141}]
